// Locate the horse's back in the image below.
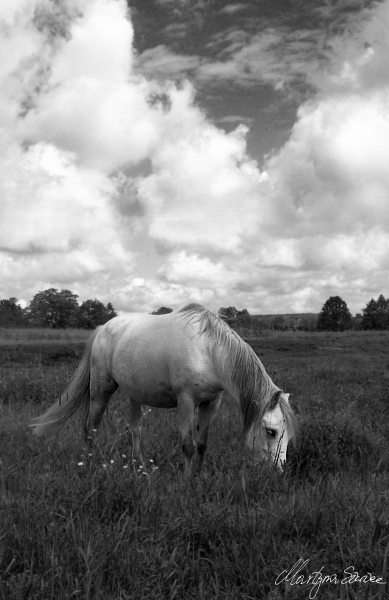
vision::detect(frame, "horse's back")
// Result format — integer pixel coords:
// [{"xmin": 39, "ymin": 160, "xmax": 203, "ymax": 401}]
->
[
  {"xmin": 91, "ymin": 309, "xmax": 221, "ymax": 406},
  {"xmin": 96, "ymin": 310, "xmax": 195, "ymax": 356}
]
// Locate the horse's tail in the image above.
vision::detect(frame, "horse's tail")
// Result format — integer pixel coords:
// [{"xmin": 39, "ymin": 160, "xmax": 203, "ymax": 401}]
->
[{"xmin": 31, "ymin": 328, "xmax": 100, "ymax": 437}]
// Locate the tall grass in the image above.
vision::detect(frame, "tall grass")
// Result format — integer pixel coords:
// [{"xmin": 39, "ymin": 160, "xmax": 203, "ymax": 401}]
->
[{"xmin": 1, "ymin": 330, "xmax": 389, "ymax": 599}]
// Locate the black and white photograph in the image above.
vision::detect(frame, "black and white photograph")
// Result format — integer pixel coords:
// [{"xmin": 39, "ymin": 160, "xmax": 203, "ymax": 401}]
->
[{"xmin": 1, "ymin": 1, "xmax": 388, "ymax": 598}]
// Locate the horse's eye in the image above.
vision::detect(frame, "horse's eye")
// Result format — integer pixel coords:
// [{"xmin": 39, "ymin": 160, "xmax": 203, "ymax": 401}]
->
[{"xmin": 266, "ymin": 428, "xmax": 277, "ymax": 438}]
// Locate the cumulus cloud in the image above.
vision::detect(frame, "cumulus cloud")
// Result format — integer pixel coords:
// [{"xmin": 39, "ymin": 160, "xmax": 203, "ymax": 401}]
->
[
  {"xmin": 264, "ymin": 94, "xmax": 389, "ymax": 236},
  {"xmin": 138, "ymin": 121, "xmax": 265, "ymax": 253},
  {"xmin": 20, "ymin": 1, "xmax": 159, "ymax": 172},
  {"xmin": 1, "ymin": 0, "xmax": 389, "ymax": 315},
  {"xmin": 110, "ymin": 275, "xmax": 217, "ymax": 314},
  {"xmin": 158, "ymin": 251, "xmax": 241, "ymax": 290},
  {"xmin": 0, "ymin": 0, "xmax": 270, "ymax": 311},
  {"xmin": 254, "ymin": 1, "xmax": 389, "ymax": 312}
]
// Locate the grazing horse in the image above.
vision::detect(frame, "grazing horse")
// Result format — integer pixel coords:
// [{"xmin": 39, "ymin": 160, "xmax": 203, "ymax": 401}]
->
[{"xmin": 31, "ymin": 304, "xmax": 297, "ymax": 473}]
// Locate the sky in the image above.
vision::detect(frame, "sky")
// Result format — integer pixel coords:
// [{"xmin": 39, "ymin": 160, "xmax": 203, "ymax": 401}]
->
[{"xmin": 1, "ymin": 0, "xmax": 389, "ymax": 315}]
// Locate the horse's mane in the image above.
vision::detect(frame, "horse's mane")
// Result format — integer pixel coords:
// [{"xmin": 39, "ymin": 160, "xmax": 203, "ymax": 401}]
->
[{"xmin": 178, "ymin": 304, "xmax": 297, "ymax": 442}]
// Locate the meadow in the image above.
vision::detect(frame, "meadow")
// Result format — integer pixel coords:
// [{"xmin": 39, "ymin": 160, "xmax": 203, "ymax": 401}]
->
[{"xmin": 0, "ymin": 327, "xmax": 389, "ymax": 599}]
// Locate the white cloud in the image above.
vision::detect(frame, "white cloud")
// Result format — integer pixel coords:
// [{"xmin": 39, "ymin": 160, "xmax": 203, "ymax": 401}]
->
[
  {"xmin": 0, "ymin": 1, "xmax": 139, "ymax": 303},
  {"xmin": 220, "ymin": 4, "xmax": 249, "ymax": 16},
  {"xmin": 320, "ymin": 3, "xmax": 389, "ymax": 95},
  {"xmin": 0, "ymin": 0, "xmax": 269, "ymax": 311},
  {"xmin": 257, "ymin": 240, "xmax": 303, "ymax": 269},
  {"xmin": 137, "ymin": 122, "xmax": 264, "ymax": 253},
  {"xmin": 111, "ymin": 276, "xmax": 217, "ymax": 314},
  {"xmin": 264, "ymin": 92, "xmax": 389, "ymax": 236},
  {"xmin": 19, "ymin": 1, "xmax": 161, "ymax": 172},
  {"xmin": 159, "ymin": 251, "xmax": 239, "ymax": 288},
  {"xmin": 136, "ymin": 45, "xmax": 200, "ymax": 82},
  {"xmin": 0, "ymin": 141, "xmax": 116, "ymax": 251},
  {"xmin": 1, "ymin": 0, "xmax": 389, "ymax": 316},
  {"xmin": 136, "ymin": 26, "xmax": 316, "ymax": 93}
]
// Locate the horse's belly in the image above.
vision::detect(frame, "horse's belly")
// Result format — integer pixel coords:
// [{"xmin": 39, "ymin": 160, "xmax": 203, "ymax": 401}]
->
[
  {"xmin": 144, "ymin": 393, "xmax": 178, "ymax": 409},
  {"xmin": 121, "ymin": 381, "xmax": 178, "ymax": 409}
]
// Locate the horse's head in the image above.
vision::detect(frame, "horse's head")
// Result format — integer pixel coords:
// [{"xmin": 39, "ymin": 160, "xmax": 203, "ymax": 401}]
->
[{"xmin": 245, "ymin": 392, "xmax": 295, "ymax": 470}]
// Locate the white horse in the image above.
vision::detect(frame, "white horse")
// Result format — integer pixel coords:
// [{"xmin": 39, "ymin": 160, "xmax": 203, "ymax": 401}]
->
[{"xmin": 31, "ymin": 304, "xmax": 297, "ymax": 473}]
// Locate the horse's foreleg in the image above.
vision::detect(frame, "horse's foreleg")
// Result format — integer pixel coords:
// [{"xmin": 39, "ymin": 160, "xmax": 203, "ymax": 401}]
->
[
  {"xmin": 85, "ymin": 370, "xmax": 118, "ymax": 445},
  {"xmin": 197, "ymin": 393, "xmax": 223, "ymax": 473},
  {"xmin": 128, "ymin": 399, "xmax": 144, "ymax": 466},
  {"xmin": 177, "ymin": 392, "xmax": 196, "ymax": 477}
]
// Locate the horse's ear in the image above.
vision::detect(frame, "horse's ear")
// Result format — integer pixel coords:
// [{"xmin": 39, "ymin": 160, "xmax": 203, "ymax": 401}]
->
[
  {"xmin": 283, "ymin": 393, "xmax": 290, "ymax": 404},
  {"xmin": 268, "ymin": 390, "xmax": 282, "ymax": 410}
]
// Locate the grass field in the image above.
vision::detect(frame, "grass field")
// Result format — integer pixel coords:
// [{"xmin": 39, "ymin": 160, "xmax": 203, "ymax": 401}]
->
[{"xmin": 1, "ymin": 327, "xmax": 389, "ymax": 599}]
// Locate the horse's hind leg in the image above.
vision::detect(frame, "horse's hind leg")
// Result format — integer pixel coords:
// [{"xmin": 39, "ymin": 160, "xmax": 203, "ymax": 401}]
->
[
  {"xmin": 127, "ymin": 399, "xmax": 145, "ymax": 466},
  {"xmin": 196, "ymin": 393, "xmax": 223, "ymax": 473},
  {"xmin": 85, "ymin": 368, "xmax": 118, "ymax": 444}
]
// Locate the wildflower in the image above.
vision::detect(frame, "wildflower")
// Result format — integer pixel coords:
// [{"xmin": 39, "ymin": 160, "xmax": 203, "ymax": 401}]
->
[
  {"xmin": 102, "ymin": 464, "xmax": 107, "ymax": 469},
  {"xmin": 77, "ymin": 462, "xmax": 84, "ymax": 466},
  {"xmin": 110, "ymin": 460, "xmax": 114, "ymax": 464}
]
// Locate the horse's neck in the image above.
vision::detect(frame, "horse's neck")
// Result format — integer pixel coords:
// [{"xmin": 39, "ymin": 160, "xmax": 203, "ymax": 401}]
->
[{"xmin": 214, "ymin": 335, "xmax": 276, "ymax": 404}]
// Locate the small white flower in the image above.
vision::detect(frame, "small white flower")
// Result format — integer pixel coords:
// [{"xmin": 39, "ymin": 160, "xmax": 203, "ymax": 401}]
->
[{"xmin": 77, "ymin": 462, "xmax": 84, "ymax": 466}]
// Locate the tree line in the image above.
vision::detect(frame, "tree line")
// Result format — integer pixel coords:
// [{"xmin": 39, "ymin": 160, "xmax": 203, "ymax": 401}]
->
[
  {"xmin": 2, "ymin": 291, "xmax": 389, "ymax": 332},
  {"xmin": 0, "ymin": 289, "xmax": 117, "ymax": 329},
  {"xmin": 153, "ymin": 294, "xmax": 389, "ymax": 333}
]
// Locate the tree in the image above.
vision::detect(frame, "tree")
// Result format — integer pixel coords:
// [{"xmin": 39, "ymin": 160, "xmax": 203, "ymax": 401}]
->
[
  {"xmin": 236, "ymin": 308, "xmax": 251, "ymax": 329},
  {"xmin": 372, "ymin": 293, "xmax": 389, "ymax": 328},
  {"xmin": 28, "ymin": 288, "xmax": 79, "ymax": 328},
  {"xmin": 361, "ymin": 295, "xmax": 389, "ymax": 330},
  {"xmin": 218, "ymin": 307, "xmax": 238, "ymax": 328},
  {"xmin": 105, "ymin": 302, "xmax": 117, "ymax": 321},
  {"xmin": 361, "ymin": 299, "xmax": 377, "ymax": 330},
  {"xmin": 317, "ymin": 296, "xmax": 352, "ymax": 332},
  {"xmin": 0, "ymin": 298, "xmax": 26, "ymax": 327},
  {"xmin": 219, "ymin": 307, "xmax": 252, "ymax": 330},
  {"xmin": 151, "ymin": 307, "xmax": 173, "ymax": 315},
  {"xmin": 77, "ymin": 299, "xmax": 117, "ymax": 329}
]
